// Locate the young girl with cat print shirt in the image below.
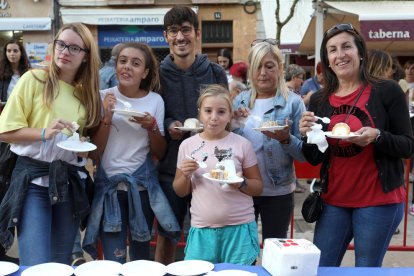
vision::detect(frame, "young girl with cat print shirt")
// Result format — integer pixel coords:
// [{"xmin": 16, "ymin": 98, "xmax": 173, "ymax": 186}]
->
[{"xmin": 173, "ymin": 84, "xmax": 263, "ymax": 265}]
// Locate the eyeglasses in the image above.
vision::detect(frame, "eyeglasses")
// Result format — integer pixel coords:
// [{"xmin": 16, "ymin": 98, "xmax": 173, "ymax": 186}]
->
[
  {"xmin": 324, "ymin": 23, "xmax": 356, "ymax": 38},
  {"xmin": 166, "ymin": 26, "xmax": 194, "ymax": 37},
  {"xmin": 54, "ymin": 40, "xmax": 89, "ymax": 55},
  {"xmin": 251, "ymin": 38, "xmax": 277, "ymax": 47}
]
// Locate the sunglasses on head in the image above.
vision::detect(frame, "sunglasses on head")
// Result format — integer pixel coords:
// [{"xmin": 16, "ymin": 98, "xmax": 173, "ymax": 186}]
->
[
  {"xmin": 324, "ymin": 23, "xmax": 357, "ymax": 38},
  {"xmin": 251, "ymin": 38, "xmax": 277, "ymax": 47}
]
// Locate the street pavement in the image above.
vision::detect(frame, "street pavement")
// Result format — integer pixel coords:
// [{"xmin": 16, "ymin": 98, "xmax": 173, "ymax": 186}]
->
[{"xmin": 6, "ymin": 181, "xmax": 414, "ymax": 267}]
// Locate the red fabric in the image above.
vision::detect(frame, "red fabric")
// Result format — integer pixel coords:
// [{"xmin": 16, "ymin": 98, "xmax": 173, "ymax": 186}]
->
[{"xmin": 323, "ymin": 84, "xmax": 405, "ymax": 207}]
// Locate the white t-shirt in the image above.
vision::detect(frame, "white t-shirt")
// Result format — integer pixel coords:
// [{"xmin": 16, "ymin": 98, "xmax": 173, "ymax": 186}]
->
[
  {"xmin": 177, "ymin": 132, "xmax": 257, "ymax": 228},
  {"xmin": 7, "ymin": 74, "xmax": 19, "ymax": 99},
  {"xmin": 100, "ymin": 87, "xmax": 165, "ymax": 177}
]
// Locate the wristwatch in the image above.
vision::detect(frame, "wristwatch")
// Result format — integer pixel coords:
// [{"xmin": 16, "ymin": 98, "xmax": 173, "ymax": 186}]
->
[{"xmin": 238, "ymin": 177, "xmax": 248, "ymax": 190}]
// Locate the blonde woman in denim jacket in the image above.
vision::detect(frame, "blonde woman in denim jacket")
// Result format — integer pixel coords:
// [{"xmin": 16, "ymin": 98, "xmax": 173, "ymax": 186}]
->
[{"xmin": 233, "ymin": 39, "xmax": 306, "ymax": 242}]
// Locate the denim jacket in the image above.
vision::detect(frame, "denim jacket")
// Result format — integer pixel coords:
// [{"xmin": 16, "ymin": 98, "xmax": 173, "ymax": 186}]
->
[
  {"xmin": 0, "ymin": 156, "xmax": 89, "ymax": 250},
  {"xmin": 82, "ymin": 155, "xmax": 180, "ymax": 259},
  {"xmin": 233, "ymin": 90, "xmax": 306, "ymax": 186}
]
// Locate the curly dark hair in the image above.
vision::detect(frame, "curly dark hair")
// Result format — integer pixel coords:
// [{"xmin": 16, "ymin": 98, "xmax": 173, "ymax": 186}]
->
[
  {"xmin": 163, "ymin": 6, "xmax": 199, "ymax": 30},
  {"xmin": 0, "ymin": 39, "xmax": 31, "ymax": 80}
]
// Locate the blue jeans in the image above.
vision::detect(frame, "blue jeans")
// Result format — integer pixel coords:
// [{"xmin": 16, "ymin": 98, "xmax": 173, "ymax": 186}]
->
[
  {"xmin": 100, "ymin": 190, "xmax": 154, "ymax": 263},
  {"xmin": 314, "ymin": 202, "xmax": 404, "ymax": 267},
  {"xmin": 18, "ymin": 184, "xmax": 80, "ymax": 265}
]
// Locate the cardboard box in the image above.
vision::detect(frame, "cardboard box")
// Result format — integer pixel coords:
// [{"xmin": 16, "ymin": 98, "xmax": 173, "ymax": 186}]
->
[{"xmin": 262, "ymin": 238, "xmax": 320, "ymax": 276}]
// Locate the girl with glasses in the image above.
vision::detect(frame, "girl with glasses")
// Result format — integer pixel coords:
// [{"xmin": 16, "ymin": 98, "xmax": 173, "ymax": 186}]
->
[
  {"xmin": 299, "ymin": 24, "xmax": 413, "ymax": 267},
  {"xmin": 0, "ymin": 23, "xmax": 101, "ymax": 265}
]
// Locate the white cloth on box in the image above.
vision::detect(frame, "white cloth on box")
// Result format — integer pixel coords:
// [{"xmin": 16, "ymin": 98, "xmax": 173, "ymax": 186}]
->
[{"xmin": 307, "ymin": 123, "xmax": 328, "ymax": 153}]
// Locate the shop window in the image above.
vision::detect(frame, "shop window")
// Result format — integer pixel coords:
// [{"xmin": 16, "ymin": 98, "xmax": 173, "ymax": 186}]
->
[{"xmin": 202, "ymin": 21, "xmax": 232, "ymax": 43}]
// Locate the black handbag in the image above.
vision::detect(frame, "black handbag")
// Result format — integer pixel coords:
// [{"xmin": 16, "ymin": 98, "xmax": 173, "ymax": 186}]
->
[
  {"xmin": 0, "ymin": 142, "xmax": 17, "ymax": 199},
  {"xmin": 301, "ymin": 190, "xmax": 323, "ymax": 223}
]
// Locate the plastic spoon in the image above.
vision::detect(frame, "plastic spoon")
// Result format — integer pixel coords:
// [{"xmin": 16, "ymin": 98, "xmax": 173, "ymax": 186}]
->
[
  {"xmin": 186, "ymin": 155, "xmax": 207, "ymax": 168},
  {"xmin": 117, "ymin": 98, "xmax": 132, "ymax": 109},
  {"xmin": 314, "ymin": 116, "xmax": 330, "ymax": 124}
]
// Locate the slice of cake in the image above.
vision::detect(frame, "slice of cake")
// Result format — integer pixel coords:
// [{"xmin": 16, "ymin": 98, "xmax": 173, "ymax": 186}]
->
[
  {"xmin": 184, "ymin": 118, "xmax": 200, "ymax": 128},
  {"xmin": 210, "ymin": 165, "xmax": 229, "ymax": 180},
  {"xmin": 261, "ymin": 121, "xmax": 278, "ymax": 128},
  {"xmin": 332, "ymin": 122, "xmax": 350, "ymax": 136}
]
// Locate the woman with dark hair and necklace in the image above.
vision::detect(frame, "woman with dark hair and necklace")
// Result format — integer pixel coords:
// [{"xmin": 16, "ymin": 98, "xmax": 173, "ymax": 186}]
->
[{"xmin": 299, "ymin": 24, "xmax": 414, "ymax": 267}]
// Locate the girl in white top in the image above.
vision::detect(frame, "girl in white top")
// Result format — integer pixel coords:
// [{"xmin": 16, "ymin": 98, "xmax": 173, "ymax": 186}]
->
[
  {"xmin": 173, "ymin": 84, "xmax": 262, "ymax": 265},
  {"xmin": 88, "ymin": 42, "xmax": 174, "ymax": 263}
]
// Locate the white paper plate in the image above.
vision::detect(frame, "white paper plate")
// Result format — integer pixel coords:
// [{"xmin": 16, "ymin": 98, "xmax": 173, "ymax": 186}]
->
[
  {"xmin": 166, "ymin": 260, "xmax": 214, "ymax": 276},
  {"xmin": 0, "ymin": 261, "xmax": 19, "ymax": 276},
  {"xmin": 121, "ymin": 260, "xmax": 166, "ymax": 276},
  {"xmin": 202, "ymin": 173, "xmax": 244, "ymax": 184},
  {"xmin": 211, "ymin": 270, "xmax": 257, "ymax": 276},
  {"xmin": 253, "ymin": 125, "xmax": 287, "ymax": 131},
  {"xmin": 112, "ymin": 108, "xmax": 146, "ymax": 117},
  {"xmin": 57, "ymin": 140, "xmax": 97, "ymax": 152},
  {"xmin": 21, "ymin": 262, "xmax": 74, "ymax": 276},
  {"xmin": 174, "ymin": 126, "xmax": 203, "ymax": 132},
  {"xmin": 324, "ymin": 131, "xmax": 362, "ymax": 139},
  {"xmin": 74, "ymin": 260, "xmax": 122, "ymax": 276}
]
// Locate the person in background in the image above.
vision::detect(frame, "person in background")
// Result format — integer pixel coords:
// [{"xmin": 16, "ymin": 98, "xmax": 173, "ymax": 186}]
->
[
  {"xmin": 99, "ymin": 43, "xmax": 124, "ymax": 90},
  {"xmin": 233, "ymin": 38, "xmax": 306, "ymax": 242},
  {"xmin": 173, "ymin": 84, "xmax": 262, "ymax": 264},
  {"xmin": 0, "ymin": 39, "xmax": 31, "ymax": 109},
  {"xmin": 156, "ymin": 6, "xmax": 228, "ymax": 265},
  {"xmin": 284, "ymin": 63, "xmax": 307, "ymax": 193},
  {"xmin": 229, "ymin": 80, "xmax": 247, "ymax": 101},
  {"xmin": 300, "ymin": 61, "xmax": 324, "ymax": 108},
  {"xmin": 217, "ymin": 48, "xmax": 233, "ymax": 83},
  {"xmin": 229, "ymin": 61, "xmax": 249, "ymax": 85},
  {"xmin": 83, "ymin": 42, "xmax": 180, "ymax": 263},
  {"xmin": 0, "ymin": 23, "xmax": 102, "ymax": 265},
  {"xmin": 285, "ymin": 64, "xmax": 305, "ymax": 95},
  {"xmin": 299, "ymin": 23, "xmax": 413, "ymax": 267},
  {"xmin": 0, "ymin": 39, "xmax": 31, "ymax": 263}
]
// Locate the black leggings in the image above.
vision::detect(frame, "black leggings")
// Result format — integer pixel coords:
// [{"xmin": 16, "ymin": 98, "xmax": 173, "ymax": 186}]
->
[{"xmin": 253, "ymin": 193, "xmax": 294, "ymax": 242}]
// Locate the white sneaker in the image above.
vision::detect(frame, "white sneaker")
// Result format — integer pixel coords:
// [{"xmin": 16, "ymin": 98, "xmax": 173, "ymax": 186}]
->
[{"xmin": 409, "ymin": 204, "xmax": 414, "ymax": 216}]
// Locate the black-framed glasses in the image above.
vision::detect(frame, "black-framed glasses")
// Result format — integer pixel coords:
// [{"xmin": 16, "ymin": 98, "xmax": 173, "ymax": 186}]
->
[
  {"xmin": 251, "ymin": 38, "xmax": 277, "ymax": 47},
  {"xmin": 166, "ymin": 25, "xmax": 195, "ymax": 38},
  {"xmin": 324, "ymin": 23, "xmax": 356, "ymax": 38},
  {"xmin": 54, "ymin": 40, "xmax": 89, "ymax": 55}
]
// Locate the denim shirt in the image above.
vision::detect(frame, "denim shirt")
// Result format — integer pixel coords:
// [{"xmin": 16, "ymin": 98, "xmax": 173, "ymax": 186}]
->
[
  {"xmin": 0, "ymin": 156, "xmax": 89, "ymax": 250},
  {"xmin": 82, "ymin": 155, "xmax": 180, "ymax": 259},
  {"xmin": 233, "ymin": 90, "xmax": 306, "ymax": 187}
]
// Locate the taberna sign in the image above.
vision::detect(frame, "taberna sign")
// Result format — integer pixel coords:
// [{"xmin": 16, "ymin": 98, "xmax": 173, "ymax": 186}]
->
[
  {"xmin": 360, "ymin": 20, "xmax": 414, "ymax": 42},
  {"xmin": 98, "ymin": 25, "xmax": 168, "ymax": 48}
]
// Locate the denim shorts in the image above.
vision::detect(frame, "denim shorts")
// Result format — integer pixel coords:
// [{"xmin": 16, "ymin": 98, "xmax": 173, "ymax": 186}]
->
[{"xmin": 184, "ymin": 221, "xmax": 260, "ymax": 265}]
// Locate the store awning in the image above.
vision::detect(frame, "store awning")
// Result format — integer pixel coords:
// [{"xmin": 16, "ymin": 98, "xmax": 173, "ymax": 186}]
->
[
  {"xmin": 298, "ymin": 1, "xmax": 414, "ymax": 55},
  {"xmin": 60, "ymin": 8, "xmax": 171, "ymax": 25},
  {"xmin": 0, "ymin": 17, "xmax": 51, "ymax": 31}
]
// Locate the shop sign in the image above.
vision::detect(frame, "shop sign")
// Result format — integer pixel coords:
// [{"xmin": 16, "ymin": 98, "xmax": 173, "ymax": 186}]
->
[
  {"xmin": 361, "ymin": 20, "xmax": 414, "ymax": 42},
  {"xmin": 98, "ymin": 25, "xmax": 168, "ymax": 47},
  {"xmin": 25, "ymin": 42, "xmax": 48, "ymax": 65}
]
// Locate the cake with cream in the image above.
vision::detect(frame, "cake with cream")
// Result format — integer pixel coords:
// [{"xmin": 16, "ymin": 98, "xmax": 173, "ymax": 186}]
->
[
  {"xmin": 184, "ymin": 118, "xmax": 200, "ymax": 129},
  {"xmin": 331, "ymin": 122, "xmax": 350, "ymax": 136},
  {"xmin": 261, "ymin": 121, "xmax": 278, "ymax": 128},
  {"xmin": 210, "ymin": 165, "xmax": 229, "ymax": 180}
]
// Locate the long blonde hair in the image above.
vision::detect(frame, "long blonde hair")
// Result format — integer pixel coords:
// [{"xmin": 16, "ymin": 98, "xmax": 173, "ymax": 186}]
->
[
  {"xmin": 247, "ymin": 42, "xmax": 288, "ymax": 109},
  {"xmin": 43, "ymin": 23, "xmax": 102, "ymax": 129}
]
